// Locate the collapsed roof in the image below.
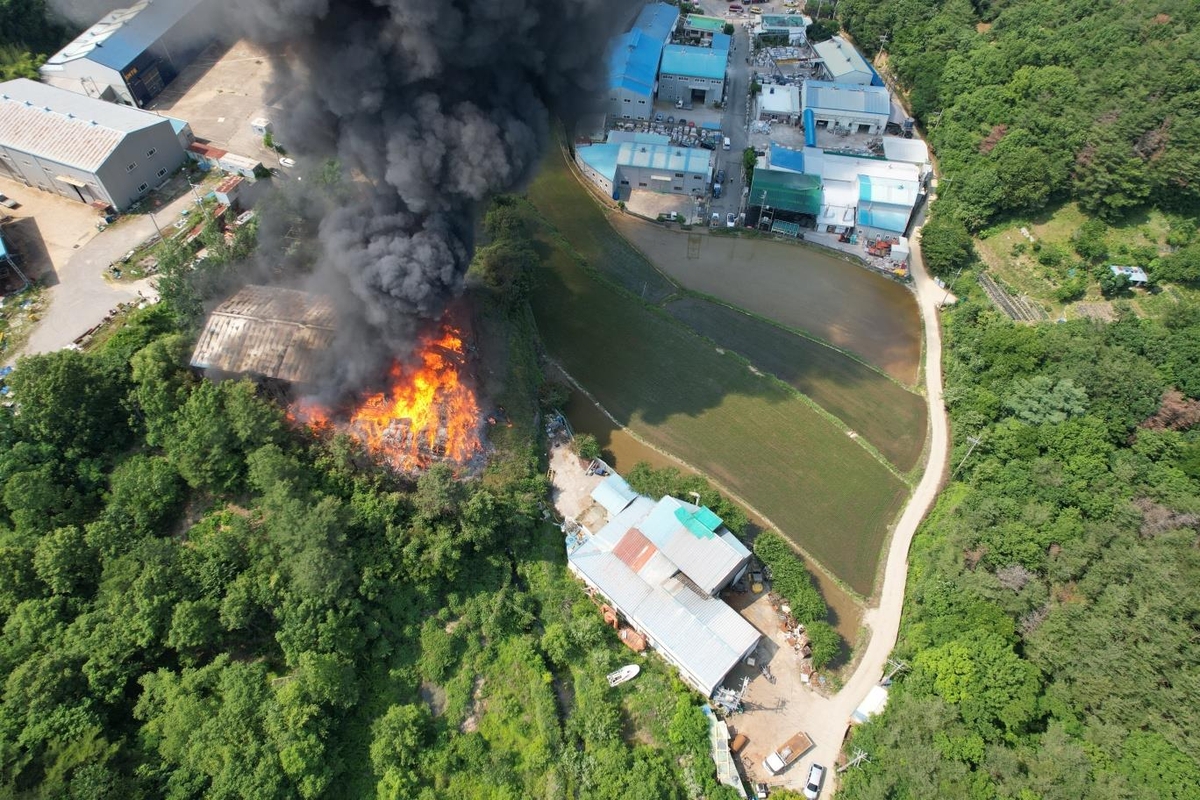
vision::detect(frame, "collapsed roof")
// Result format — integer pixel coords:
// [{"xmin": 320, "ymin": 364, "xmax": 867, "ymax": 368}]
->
[{"xmin": 190, "ymin": 285, "xmax": 337, "ymax": 384}]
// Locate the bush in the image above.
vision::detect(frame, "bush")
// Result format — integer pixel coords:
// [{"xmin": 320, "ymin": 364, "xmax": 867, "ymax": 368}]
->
[
  {"xmin": 572, "ymin": 433, "xmax": 601, "ymax": 461},
  {"xmin": 805, "ymin": 620, "xmax": 841, "ymax": 670},
  {"xmin": 752, "ymin": 532, "xmax": 827, "ymax": 625}
]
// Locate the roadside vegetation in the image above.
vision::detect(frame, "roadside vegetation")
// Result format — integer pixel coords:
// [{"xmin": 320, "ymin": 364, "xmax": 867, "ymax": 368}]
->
[
  {"xmin": 839, "ymin": 292, "xmax": 1200, "ymax": 797},
  {"xmin": 842, "ymin": 0, "xmax": 1200, "ymax": 304}
]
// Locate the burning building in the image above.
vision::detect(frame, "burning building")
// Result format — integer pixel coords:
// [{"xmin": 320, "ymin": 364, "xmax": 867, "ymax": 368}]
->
[{"xmin": 191, "ymin": 284, "xmax": 485, "ymax": 473}]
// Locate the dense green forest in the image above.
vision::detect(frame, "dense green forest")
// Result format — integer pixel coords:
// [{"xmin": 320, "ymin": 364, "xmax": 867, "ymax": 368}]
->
[
  {"xmin": 0, "ymin": 200, "xmax": 746, "ymax": 798},
  {"xmin": 839, "ymin": 295, "xmax": 1200, "ymax": 797},
  {"xmin": 0, "ymin": 0, "xmax": 66, "ymax": 80},
  {"xmin": 841, "ymin": 0, "xmax": 1200, "ymax": 225}
]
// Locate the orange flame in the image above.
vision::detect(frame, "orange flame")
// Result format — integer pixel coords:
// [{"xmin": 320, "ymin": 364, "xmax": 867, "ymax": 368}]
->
[{"xmin": 289, "ymin": 327, "xmax": 483, "ymax": 472}]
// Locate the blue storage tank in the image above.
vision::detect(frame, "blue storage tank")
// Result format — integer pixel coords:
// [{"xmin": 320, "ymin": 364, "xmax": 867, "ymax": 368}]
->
[{"xmin": 803, "ymin": 109, "xmax": 816, "ymax": 147}]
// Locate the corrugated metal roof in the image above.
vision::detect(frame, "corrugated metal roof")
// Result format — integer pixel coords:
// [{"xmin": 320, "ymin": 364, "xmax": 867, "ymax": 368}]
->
[
  {"xmin": 881, "ymin": 136, "xmax": 929, "ymax": 165},
  {"xmin": 189, "ymin": 285, "xmax": 338, "ymax": 384},
  {"xmin": 44, "ymin": 0, "xmax": 206, "ymax": 71},
  {"xmin": 618, "ymin": 141, "xmax": 713, "ymax": 175},
  {"xmin": 769, "ymin": 143, "xmax": 806, "ymax": 173},
  {"xmin": 661, "ymin": 44, "xmax": 727, "ymax": 81},
  {"xmin": 592, "ymin": 473, "xmax": 639, "ymax": 516},
  {"xmin": 608, "ymin": 28, "xmax": 662, "ymax": 97},
  {"xmin": 614, "ymin": 528, "xmax": 658, "ymax": 571},
  {"xmin": 802, "ymin": 80, "xmax": 890, "ymax": 116},
  {"xmin": 859, "ymin": 174, "xmax": 919, "ymax": 206},
  {"xmin": 0, "ymin": 79, "xmax": 175, "ymax": 171},
  {"xmin": 634, "ymin": 2, "xmax": 680, "ymax": 45},
  {"xmin": 710, "ymin": 32, "xmax": 732, "ymax": 54},
  {"xmin": 578, "ymin": 142, "xmax": 620, "ymax": 183},
  {"xmin": 640, "ymin": 497, "xmax": 748, "ymax": 595},
  {"xmin": 812, "ymin": 36, "xmax": 875, "ymax": 83},
  {"xmin": 569, "ymin": 492, "xmax": 759, "ymax": 696},
  {"xmin": 857, "ymin": 201, "xmax": 912, "ymax": 233},
  {"xmin": 749, "ymin": 167, "xmax": 823, "ymax": 215}
]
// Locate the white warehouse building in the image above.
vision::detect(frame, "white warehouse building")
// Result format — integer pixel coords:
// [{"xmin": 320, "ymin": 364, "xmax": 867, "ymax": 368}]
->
[
  {"xmin": 812, "ymin": 36, "xmax": 878, "ymax": 86},
  {"xmin": 0, "ymin": 78, "xmax": 187, "ymax": 210},
  {"xmin": 802, "ymin": 80, "xmax": 890, "ymax": 135},
  {"xmin": 756, "ymin": 83, "xmax": 801, "ymax": 123}
]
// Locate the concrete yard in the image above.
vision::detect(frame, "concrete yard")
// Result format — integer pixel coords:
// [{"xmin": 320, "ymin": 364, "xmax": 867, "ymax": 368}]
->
[
  {"xmin": 148, "ymin": 40, "xmax": 282, "ymax": 167},
  {"xmin": 0, "ymin": 176, "xmax": 103, "ymax": 284}
]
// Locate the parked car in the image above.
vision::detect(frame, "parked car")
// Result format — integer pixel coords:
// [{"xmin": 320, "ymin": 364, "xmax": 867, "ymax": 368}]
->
[
  {"xmin": 279, "ymin": 156, "xmax": 296, "ymax": 168},
  {"xmin": 726, "ymin": 212, "xmax": 736, "ymax": 228},
  {"xmin": 716, "ymin": 169, "xmax": 726, "ymax": 184},
  {"xmin": 803, "ymin": 764, "xmax": 826, "ymax": 799},
  {"xmin": 667, "ymin": 115, "xmax": 675, "ymax": 124},
  {"xmin": 655, "ymin": 112, "xmax": 664, "ymax": 122},
  {"xmin": 711, "ymin": 211, "xmax": 721, "ymax": 226},
  {"xmin": 700, "ymin": 140, "xmax": 716, "ymax": 150}
]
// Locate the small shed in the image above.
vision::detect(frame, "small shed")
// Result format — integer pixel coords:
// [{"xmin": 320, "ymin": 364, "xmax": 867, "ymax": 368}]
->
[
  {"xmin": 850, "ymin": 684, "xmax": 889, "ymax": 724},
  {"xmin": 1110, "ymin": 265, "xmax": 1148, "ymax": 286},
  {"xmin": 591, "ymin": 473, "xmax": 639, "ymax": 516}
]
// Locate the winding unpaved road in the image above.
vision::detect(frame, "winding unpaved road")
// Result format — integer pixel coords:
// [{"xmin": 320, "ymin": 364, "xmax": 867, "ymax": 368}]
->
[{"xmin": 778, "ymin": 211, "xmax": 951, "ymax": 794}]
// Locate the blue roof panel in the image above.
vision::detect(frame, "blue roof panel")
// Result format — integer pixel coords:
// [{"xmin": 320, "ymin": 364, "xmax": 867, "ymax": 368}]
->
[
  {"xmin": 857, "ymin": 201, "xmax": 912, "ymax": 233},
  {"xmin": 770, "ymin": 143, "xmax": 806, "ymax": 174},
  {"xmin": 660, "ymin": 44, "xmax": 727, "ymax": 81},
  {"xmin": 578, "ymin": 143, "xmax": 621, "ymax": 183},
  {"xmin": 608, "ymin": 29, "xmax": 661, "ymax": 97},
  {"xmin": 710, "ymin": 32, "xmax": 732, "ymax": 54},
  {"xmin": 634, "ymin": 2, "xmax": 680, "ymax": 44},
  {"xmin": 87, "ymin": 0, "xmax": 206, "ymax": 70}
]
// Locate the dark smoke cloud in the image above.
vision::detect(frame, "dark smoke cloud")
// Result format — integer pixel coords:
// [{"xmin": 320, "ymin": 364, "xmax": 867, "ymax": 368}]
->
[
  {"xmin": 55, "ymin": 0, "xmax": 640, "ymax": 392},
  {"xmin": 263, "ymin": 0, "xmax": 642, "ymax": 391}
]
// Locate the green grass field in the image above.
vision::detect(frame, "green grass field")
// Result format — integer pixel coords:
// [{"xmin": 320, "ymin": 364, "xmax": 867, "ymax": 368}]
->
[
  {"xmin": 664, "ymin": 297, "xmax": 927, "ymax": 473},
  {"xmin": 527, "ymin": 205, "xmax": 907, "ymax": 595},
  {"xmin": 526, "ymin": 150, "xmax": 677, "ymax": 304}
]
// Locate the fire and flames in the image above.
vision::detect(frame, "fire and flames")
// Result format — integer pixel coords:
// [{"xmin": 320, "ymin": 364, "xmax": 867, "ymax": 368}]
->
[{"xmin": 290, "ymin": 326, "xmax": 484, "ymax": 473}]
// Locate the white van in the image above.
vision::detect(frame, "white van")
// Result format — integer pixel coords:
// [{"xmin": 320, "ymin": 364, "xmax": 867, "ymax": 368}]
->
[{"xmin": 723, "ymin": 136, "xmax": 732, "ymax": 150}]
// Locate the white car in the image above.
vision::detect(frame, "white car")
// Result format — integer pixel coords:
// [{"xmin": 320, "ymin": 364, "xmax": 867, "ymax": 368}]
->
[
  {"xmin": 804, "ymin": 763, "xmax": 826, "ymax": 799},
  {"xmin": 726, "ymin": 212, "xmax": 736, "ymax": 228},
  {"xmin": 279, "ymin": 156, "xmax": 297, "ymax": 168}
]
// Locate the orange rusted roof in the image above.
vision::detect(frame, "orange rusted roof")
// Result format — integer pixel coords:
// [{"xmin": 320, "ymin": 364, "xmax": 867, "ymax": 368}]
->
[{"xmin": 614, "ymin": 527, "xmax": 658, "ymax": 572}]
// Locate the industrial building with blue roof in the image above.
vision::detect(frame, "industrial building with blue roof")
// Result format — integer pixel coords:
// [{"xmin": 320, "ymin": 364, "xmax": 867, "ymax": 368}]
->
[
  {"xmin": 606, "ymin": 2, "xmax": 680, "ymax": 122},
  {"xmin": 40, "ymin": 0, "xmax": 214, "ymax": 108},
  {"xmin": 575, "ymin": 132, "xmax": 714, "ymax": 200},
  {"xmin": 656, "ymin": 33, "xmax": 730, "ymax": 107}
]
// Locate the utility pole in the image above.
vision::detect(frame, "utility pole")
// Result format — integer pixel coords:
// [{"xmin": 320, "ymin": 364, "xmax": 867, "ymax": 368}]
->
[
  {"xmin": 839, "ymin": 749, "xmax": 870, "ymax": 773},
  {"xmin": 883, "ymin": 658, "xmax": 908, "ymax": 684},
  {"xmin": 953, "ymin": 435, "xmax": 984, "ymax": 477},
  {"xmin": 941, "ymin": 264, "xmax": 965, "ymax": 307}
]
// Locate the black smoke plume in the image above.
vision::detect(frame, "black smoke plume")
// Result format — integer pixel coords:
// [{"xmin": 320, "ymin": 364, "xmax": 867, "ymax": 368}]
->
[
  {"xmin": 266, "ymin": 0, "xmax": 643, "ymax": 391},
  {"xmin": 56, "ymin": 0, "xmax": 641, "ymax": 391}
]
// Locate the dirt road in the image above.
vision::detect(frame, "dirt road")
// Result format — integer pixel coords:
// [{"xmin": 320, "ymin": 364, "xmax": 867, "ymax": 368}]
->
[{"xmin": 775, "ymin": 207, "xmax": 950, "ymax": 794}]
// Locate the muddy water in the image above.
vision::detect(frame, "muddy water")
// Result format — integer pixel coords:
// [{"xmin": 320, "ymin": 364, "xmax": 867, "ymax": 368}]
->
[
  {"xmin": 612, "ymin": 216, "xmax": 922, "ymax": 386},
  {"xmin": 563, "ymin": 390, "xmax": 863, "ymax": 642}
]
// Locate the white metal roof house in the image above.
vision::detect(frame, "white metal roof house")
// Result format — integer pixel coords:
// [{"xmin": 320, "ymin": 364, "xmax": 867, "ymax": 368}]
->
[
  {"xmin": 0, "ymin": 78, "xmax": 186, "ymax": 209},
  {"xmin": 802, "ymin": 80, "xmax": 891, "ymax": 135},
  {"xmin": 812, "ymin": 36, "xmax": 878, "ymax": 86},
  {"xmin": 756, "ymin": 83, "xmax": 801, "ymax": 122},
  {"xmin": 567, "ymin": 488, "xmax": 760, "ymax": 697}
]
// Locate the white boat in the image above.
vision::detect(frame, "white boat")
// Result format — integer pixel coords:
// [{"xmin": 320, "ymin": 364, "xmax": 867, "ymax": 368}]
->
[{"xmin": 607, "ymin": 664, "xmax": 641, "ymax": 687}]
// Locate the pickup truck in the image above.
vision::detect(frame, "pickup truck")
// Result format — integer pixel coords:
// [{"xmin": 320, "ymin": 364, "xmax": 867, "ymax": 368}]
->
[{"xmin": 763, "ymin": 730, "xmax": 813, "ymax": 775}]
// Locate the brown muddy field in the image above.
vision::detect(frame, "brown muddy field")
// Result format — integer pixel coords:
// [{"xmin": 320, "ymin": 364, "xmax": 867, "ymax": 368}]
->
[{"xmin": 611, "ymin": 217, "xmax": 923, "ymax": 386}]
